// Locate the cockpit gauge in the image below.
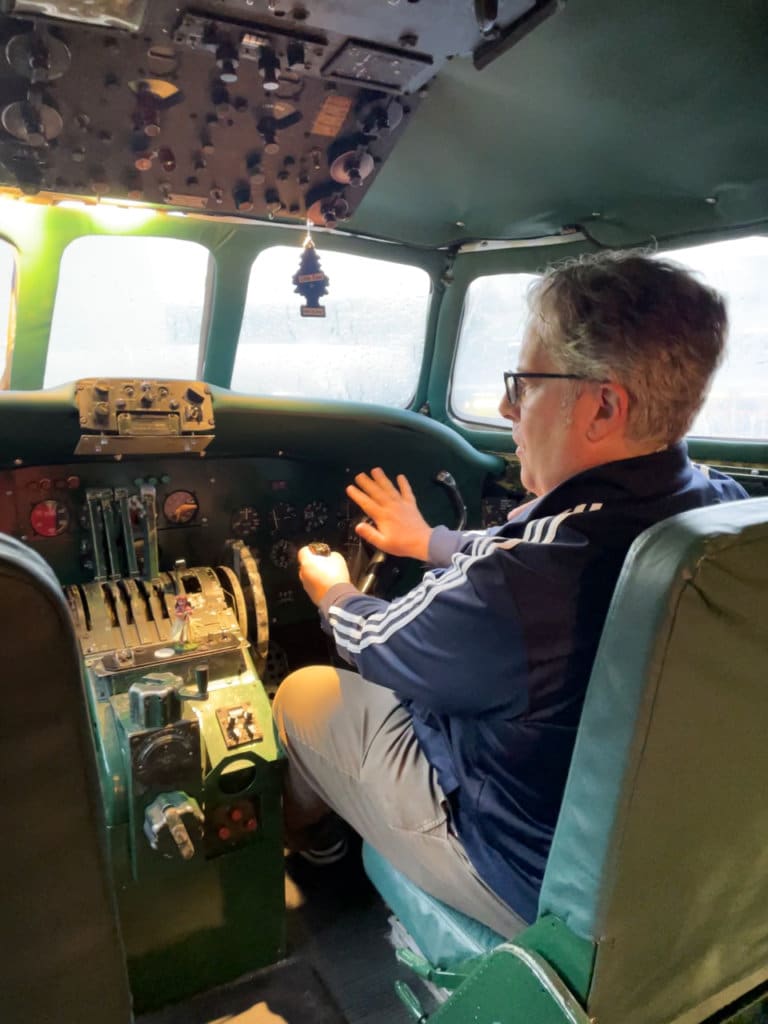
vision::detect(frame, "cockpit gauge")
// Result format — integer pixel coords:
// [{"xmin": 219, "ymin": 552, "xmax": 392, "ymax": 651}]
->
[
  {"xmin": 303, "ymin": 500, "xmax": 329, "ymax": 532},
  {"xmin": 162, "ymin": 489, "xmax": 199, "ymax": 525},
  {"xmin": 30, "ymin": 499, "xmax": 69, "ymax": 537},
  {"xmin": 270, "ymin": 539, "xmax": 297, "ymax": 570},
  {"xmin": 270, "ymin": 502, "xmax": 297, "ymax": 534},
  {"xmin": 231, "ymin": 506, "xmax": 261, "ymax": 538}
]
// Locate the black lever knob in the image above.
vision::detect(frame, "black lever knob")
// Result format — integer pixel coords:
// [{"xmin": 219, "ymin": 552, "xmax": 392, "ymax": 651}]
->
[
  {"xmin": 195, "ymin": 663, "xmax": 209, "ymax": 698},
  {"xmin": 308, "ymin": 541, "xmax": 331, "ymax": 556}
]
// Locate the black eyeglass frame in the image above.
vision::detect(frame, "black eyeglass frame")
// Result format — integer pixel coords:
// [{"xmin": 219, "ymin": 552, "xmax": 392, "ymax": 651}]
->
[{"xmin": 503, "ymin": 371, "xmax": 592, "ymax": 406}]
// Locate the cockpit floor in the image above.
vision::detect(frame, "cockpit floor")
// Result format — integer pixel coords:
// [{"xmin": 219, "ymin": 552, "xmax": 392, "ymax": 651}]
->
[
  {"xmin": 285, "ymin": 844, "xmax": 426, "ymax": 1023},
  {"xmin": 138, "ymin": 842, "xmax": 423, "ymax": 1024}
]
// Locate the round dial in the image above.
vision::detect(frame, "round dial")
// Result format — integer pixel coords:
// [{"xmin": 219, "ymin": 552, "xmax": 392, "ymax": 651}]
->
[
  {"xmin": 231, "ymin": 505, "xmax": 261, "ymax": 537},
  {"xmin": 163, "ymin": 489, "xmax": 199, "ymax": 525},
  {"xmin": 270, "ymin": 539, "xmax": 297, "ymax": 570},
  {"xmin": 30, "ymin": 499, "xmax": 69, "ymax": 537},
  {"xmin": 303, "ymin": 499, "xmax": 329, "ymax": 532},
  {"xmin": 270, "ymin": 502, "xmax": 297, "ymax": 534}
]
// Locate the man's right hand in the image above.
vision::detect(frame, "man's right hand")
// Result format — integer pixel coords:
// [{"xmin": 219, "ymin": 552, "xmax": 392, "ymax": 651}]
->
[{"xmin": 346, "ymin": 467, "xmax": 432, "ymax": 562}]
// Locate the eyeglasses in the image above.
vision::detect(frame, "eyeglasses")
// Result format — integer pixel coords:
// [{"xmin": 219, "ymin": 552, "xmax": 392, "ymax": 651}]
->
[{"xmin": 503, "ymin": 371, "xmax": 592, "ymax": 406}]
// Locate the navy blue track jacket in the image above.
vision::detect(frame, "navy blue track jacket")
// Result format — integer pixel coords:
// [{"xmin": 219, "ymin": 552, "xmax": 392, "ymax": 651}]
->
[{"xmin": 319, "ymin": 443, "xmax": 747, "ymax": 922}]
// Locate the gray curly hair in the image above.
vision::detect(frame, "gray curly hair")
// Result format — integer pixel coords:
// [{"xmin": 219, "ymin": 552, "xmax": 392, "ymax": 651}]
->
[{"xmin": 528, "ymin": 250, "xmax": 728, "ymax": 443}]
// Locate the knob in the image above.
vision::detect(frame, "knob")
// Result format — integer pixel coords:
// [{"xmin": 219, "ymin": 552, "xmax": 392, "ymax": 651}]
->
[
  {"xmin": 194, "ymin": 664, "xmax": 209, "ymax": 698},
  {"xmin": 143, "ymin": 792, "xmax": 204, "ymax": 860},
  {"xmin": 134, "ymin": 85, "xmax": 160, "ymax": 136},
  {"xmin": 286, "ymin": 41, "xmax": 305, "ymax": 69},
  {"xmin": 158, "ymin": 147, "xmax": 176, "ymax": 172},
  {"xmin": 265, "ymin": 188, "xmax": 283, "ymax": 215},
  {"xmin": 29, "ymin": 43, "xmax": 51, "ymax": 85},
  {"xmin": 216, "ymin": 42, "xmax": 239, "ymax": 84},
  {"xmin": 258, "ymin": 46, "xmax": 280, "ymax": 91},
  {"xmin": 257, "ymin": 116, "xmax": 279, "ymax": 154},
  {"xmin": 233, "ymin": 182, "xmax": 253, "ymax": 211}
]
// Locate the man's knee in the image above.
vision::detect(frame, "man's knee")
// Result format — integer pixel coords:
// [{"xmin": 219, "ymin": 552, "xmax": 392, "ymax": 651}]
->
[{"xmin": 272, "ymin": 664, "xmax": 343, "ymax": 746}]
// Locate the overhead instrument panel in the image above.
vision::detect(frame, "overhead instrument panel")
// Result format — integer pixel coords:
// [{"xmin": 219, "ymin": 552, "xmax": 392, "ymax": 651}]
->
[
  {"xmin": 0, "ymin": 0, "xmax": 558, "ymax": 221},
  {"xmin": 74, "ymin": 378, "xmax": 215, "ymax": 456}
]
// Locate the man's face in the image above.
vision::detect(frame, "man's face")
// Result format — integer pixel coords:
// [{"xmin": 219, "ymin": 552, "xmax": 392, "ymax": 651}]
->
[{"xmin": 499, "ymin": 324, "xmax": 593, "ymax": 496}]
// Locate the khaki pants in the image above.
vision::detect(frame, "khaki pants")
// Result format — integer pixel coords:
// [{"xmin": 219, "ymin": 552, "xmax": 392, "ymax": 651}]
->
[{"xmin": 272, "ymin": 665, "xmax": 527, "ymax": 938}]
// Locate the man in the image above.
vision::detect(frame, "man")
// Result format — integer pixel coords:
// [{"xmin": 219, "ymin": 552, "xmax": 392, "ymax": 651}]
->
[{"xmin": 272, "ymin": 251, "xmax": 747, "ymax": 936}]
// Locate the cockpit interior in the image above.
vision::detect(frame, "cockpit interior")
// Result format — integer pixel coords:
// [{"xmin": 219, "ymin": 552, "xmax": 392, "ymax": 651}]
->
[{"xmin": 1, "ymin": 2, "xmax": 767, "ymax": 1023}]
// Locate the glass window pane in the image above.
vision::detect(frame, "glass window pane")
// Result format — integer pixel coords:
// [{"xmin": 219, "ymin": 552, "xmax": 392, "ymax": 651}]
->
[
  {"xmin": 662, "ymin": 236, "xmax": 768, "ymax": 441},
  {"xmin": 451, "ymin": 272, "xmax": 538, "ymax": 426},
  {"xmin": 45, "ymin": 236, "xmax": 210, "ymax": 387},
  {"xmin": 232, "ymin": 246, "xmax": 431, "ymax": 406},
  {"xmin": 0, "ymin": 239, "xmax": 16, "ymax": 389}
]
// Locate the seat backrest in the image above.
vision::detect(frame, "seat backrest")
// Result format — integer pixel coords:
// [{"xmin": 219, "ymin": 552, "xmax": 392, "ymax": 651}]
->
[
  {"xmin": 0, "ymin": 535, "xmax": 133, "ymax": 1024},
  {"xmin": 539, "ymin": 497, "xmax": 768, "ymax": 1024}
]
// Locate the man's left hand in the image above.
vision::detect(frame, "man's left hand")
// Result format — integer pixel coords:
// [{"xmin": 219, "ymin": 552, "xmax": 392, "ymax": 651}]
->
[{"xmin": 297, "ymin": 545, "xmax": 352, "ymax": 606}]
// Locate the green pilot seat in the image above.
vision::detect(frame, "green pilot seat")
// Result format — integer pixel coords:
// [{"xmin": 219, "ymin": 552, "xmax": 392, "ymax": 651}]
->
[
  {"xmin": 364, "ymin": 497, "xmax": 768, "ymax": 1023},
  {"xmin": 0, "ymin": 535, "xmax": 133, "ymax": 1024}
]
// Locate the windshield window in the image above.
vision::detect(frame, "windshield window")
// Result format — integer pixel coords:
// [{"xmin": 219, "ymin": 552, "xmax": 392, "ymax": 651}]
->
[
  {"xmin": 231, "ymin": 246, "xmax": 431, "ymax": 406},
  {"xmin": 0, "ymin": 239, "xmax": 16, "ymax": 387},
  {"xmin": 45, "ymin": 236, "xmax": 210, "ymax": 387}
]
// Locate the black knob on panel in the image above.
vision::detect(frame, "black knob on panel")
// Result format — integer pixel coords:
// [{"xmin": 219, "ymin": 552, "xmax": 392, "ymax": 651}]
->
[
  {"xmin": 194, "ymin": 664, "xmax": 209, "ymax": 698},
  {"xmin": 286, "ymin": 41, "xmax": 305, "ymax": 69},
  {"xmin": 257, "ymin": 116, "xmax": 279, "ymax": 154},
  {"xmin": 258, "ymin": 46, "xmax": 280, "ymax": 91},
  {"xmin": 216, "ymin": 42, "xmax": 239, "ymax": 84}
]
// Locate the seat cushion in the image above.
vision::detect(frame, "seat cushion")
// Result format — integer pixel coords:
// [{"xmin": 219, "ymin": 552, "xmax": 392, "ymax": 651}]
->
[{"xmin": 363, "ymin": 842, "xmax": 503, "ymax": 967}]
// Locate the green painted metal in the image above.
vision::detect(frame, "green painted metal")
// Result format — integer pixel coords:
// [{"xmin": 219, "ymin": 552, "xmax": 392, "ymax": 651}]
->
[
  {"xmin": 345, "ymin": 1, "xmax": 768, "ymax": 248},
  {"xmin": 82, "ymin": 636, "xmax": 286, "ymax": 1015},
  {"xmin": 425, "ymin": 915, "xmax": 595, "ymax": 1024},
  {"xmin": 108, "ymin": 815, "xmax": 286, "ymax": 1014}
]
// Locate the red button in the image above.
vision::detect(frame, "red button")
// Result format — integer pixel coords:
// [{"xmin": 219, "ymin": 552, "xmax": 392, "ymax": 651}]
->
[
  {"xmin": 245, "ymin": 818, "xmax": 258, "ymax": 832},
  {"xmin": 230, "ymin": 807, "xmax": 244, "ymax": 823},
  {"xmin": 218, "ymin": 826, "xmax": 232, "ymax": 841}
]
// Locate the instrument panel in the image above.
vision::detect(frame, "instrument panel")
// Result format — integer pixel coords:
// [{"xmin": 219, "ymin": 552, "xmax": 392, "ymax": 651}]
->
[{"xmin": 0, "ymin": 455, "xmax": 367, "ymax": 629}]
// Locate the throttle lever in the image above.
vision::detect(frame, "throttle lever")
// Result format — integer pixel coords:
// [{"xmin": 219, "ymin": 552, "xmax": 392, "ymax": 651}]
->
[
  {"xmin": 308, "ymin": 541, "xmax": 331, "ymax": 556},
  {"xmin": 435, "ymin": 470, "xmax": 467, "ymax": 531},
  {"xmin": 358, "ymin": 549, "xmax": 387, "ymax": 595}
]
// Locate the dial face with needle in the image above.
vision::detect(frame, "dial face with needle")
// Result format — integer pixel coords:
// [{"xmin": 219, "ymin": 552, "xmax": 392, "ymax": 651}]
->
[
  {"xmin": 231, "ymin": 506, "xmax": 261, "ymax": 537},
  {"xmin": 30, "ymin": 499, "xmax": 69, "ymax": 537},
  {"xmin": 270, "ymin": 539, "xmax": 297, "ymax": 570},
  {"xmin": 163, "ymin": 489, "xmax": 199, "ymax": 525},
  {"xmin": 270, "ymin": 502, "xmax": 297, "ymax": 534},
  {"xmin": 303, "ymin": 499, "xmax": 329, "ymax": 532}
]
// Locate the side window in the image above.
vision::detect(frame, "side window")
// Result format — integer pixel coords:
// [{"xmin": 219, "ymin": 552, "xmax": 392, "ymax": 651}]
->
[
  {"xmin": 451, "ymin": 272, "xmax": 538, "ymax": 425},
  {"xmin": 662, "ymin": 236, "xmax": 768, "ymax": 440},
  {"xmin": 45, "ymin": 236, "xmax": 210, "ymax": 388},
  {"xmin": 231, "ymin": 246, "xmax": 431, "ymax": 406}
]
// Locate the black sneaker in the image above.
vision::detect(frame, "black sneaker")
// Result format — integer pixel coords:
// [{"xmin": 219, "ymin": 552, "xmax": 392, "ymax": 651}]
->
[{"xmin": 298, "ymin": 836, "xmax": 349, "ymax": 866}]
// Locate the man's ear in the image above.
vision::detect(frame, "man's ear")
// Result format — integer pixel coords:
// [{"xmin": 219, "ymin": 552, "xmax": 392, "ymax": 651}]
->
[{"xmin": 586, "ymin": 381, "xmax": 629, "ymax": 441}]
